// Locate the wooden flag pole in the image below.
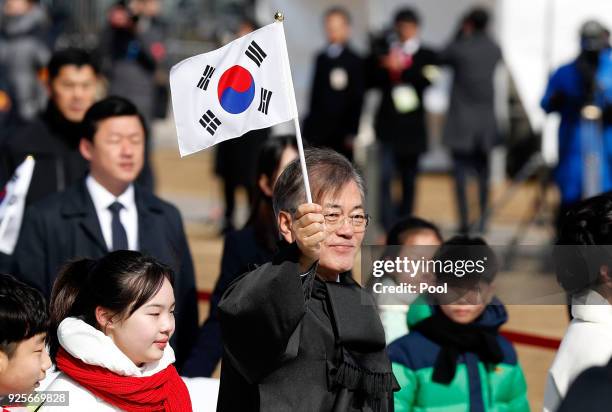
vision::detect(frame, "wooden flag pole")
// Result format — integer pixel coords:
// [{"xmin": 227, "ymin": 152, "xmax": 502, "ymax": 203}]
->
[{"xmin": 275, "ymin": 11, "xmax": 313, "ymax": 204}]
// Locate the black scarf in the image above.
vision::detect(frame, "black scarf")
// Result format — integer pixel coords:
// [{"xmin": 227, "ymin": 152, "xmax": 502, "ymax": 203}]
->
[
  {"xmin": 411, "ymin": 309, "xmax": 504, "ymax": 384},
  {"xmin": 312, "ymin": 276, "xmax": 399, "ymax": 412},
  {"xmin": 42, "ymin": 102, "xmax": 84, "ymax": 149}
]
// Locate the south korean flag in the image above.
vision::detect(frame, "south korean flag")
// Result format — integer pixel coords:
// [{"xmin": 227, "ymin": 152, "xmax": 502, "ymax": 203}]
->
[{"xmin": 170, "ymin": 21, "xmax": 298, "ymax": 157}]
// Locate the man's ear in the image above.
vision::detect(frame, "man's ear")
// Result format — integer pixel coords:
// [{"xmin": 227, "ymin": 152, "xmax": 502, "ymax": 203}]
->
[
  {"xmin": 258, "ymin": 174, "xmax": 273, "ymax": 197},
  {"xmin": 95, "ymin": 306, "xmax": 115, "ymax": 333},
  {"xmin": 79, "ymin": 138, "xmax": 93, "ymax": 161},
  {"xmin": 277, "ymin": 211, "xmax": 294, "ymax": 243}
]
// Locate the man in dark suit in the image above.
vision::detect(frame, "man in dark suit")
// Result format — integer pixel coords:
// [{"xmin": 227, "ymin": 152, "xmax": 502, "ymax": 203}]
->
[
  {"xmin": 303, "ymin": 7, "xmax": 365, "ymax": 161},
  {"xmin": 370, "ymin": 8, "xmax": 438, "ymax": 230},
  {"xmin": 13, "ymin": 96, "xmax": 198, "ymax": 369},
  {"xmin": 440, "ymin": 8, "xmax": 502, "ymax": 234},
  {"xmin": 0, "ymin": 48, "xmax": 98, "ymax": 207}
]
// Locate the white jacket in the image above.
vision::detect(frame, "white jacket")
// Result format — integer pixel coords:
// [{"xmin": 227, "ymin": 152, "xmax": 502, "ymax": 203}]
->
[
  {"xmin": 543, "ymin": 290, "xmax": 612, "ymax": 412},
  {"xmin": 41, "ymin": 317, "xmax": 176, "ymax": 411}
]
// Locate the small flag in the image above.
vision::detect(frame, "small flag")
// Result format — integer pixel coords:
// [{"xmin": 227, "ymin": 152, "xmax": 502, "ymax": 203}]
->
[
  {"xmin": 170, "ymin": 22, "xmax": 298, "ymax": 157},
  {"xmin": 0, "ymin": 156, "xmax": 35, "ymax": 254}
]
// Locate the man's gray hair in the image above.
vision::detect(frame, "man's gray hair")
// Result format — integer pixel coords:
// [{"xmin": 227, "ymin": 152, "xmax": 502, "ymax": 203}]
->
[{"xmin": 272, "ymin": 148, "xmax": 366, "ymax": 217}]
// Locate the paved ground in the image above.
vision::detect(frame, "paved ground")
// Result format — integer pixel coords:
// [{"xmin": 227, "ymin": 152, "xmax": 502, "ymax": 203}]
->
[{"xmin": 151, "ymin": 119, "xmax": 567, "ymax": 410}]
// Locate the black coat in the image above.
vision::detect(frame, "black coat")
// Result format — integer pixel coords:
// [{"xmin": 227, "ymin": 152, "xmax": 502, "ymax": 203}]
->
[
  {"xmin": 371, "ymin": 45, "xmax": 438, "ymax": 157},
  {"xmin": 13, "ymin": 180, "xmax": 198, "ymax": 369},
  {"xmin": 181, "ymin": 225, "xmax": 275, "ymax": 377},
  {"xmin": 440, "ymin": 33, "xmax": 502, "ymax": 153},
  {"xmin": 558, "ymin": 356, "xmax": 612, "ymax": 412},
  {"xmin": 216, "ymin": 243, "xmax": 396, "ymax": 411},
  {"xmin": 0, "ymin": 103, "xmax": 89, "ymax": 206},
  {"xmin": 304, "ymin": 45, "xmax": 365, "ymax": 151},
  {"xmin": 215, "ymin": 129, "xmax": 269, "ymax": 186}
]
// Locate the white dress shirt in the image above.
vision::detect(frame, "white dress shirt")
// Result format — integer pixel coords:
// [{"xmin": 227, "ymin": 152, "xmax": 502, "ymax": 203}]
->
[{"xmin": 86, "ymin": 175, "xmax": 139, "ymax": 251}]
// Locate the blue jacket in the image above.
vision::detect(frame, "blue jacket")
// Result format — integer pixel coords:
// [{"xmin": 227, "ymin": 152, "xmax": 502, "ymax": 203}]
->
[{"xmin": 541, "ymin": 49, "xmax": 612, "ymax": 204}]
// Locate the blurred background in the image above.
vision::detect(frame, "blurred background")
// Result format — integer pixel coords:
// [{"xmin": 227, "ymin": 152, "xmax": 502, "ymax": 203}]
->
[{"xmin": 3, "ymin": 0, "xmax": 612, "ymax": 408}]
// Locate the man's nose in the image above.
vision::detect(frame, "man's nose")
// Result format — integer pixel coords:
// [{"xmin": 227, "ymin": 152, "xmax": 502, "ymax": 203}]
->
[
  {"xmin": 120, "ymin": 140, "xmax": 135, "ymax": 156},
  {"xmin": 335, "ymin": 216, "xmax": 354, "ymax": 237}
]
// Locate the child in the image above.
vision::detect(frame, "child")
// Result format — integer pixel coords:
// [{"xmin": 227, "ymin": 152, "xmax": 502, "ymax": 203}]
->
[
  {"xmin": 0, "ymin": 274, "xmax": 51, "ymax": 409},
  {"xmin": 42, "ymin": 250, "xmax": 192, "ymax": 411},
  {"xmin": 371, "ymin": 216, "xmax": 443, "ymax": 343},
  {"xmin": 388, "ymin": 236, "xmax": 529, "ymax": 411},
  {"xmin": 543, "ymin": 194, "xmax": 612, "ymax": 412}
]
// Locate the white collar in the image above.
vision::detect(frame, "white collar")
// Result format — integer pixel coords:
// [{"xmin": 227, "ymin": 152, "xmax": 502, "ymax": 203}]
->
[
  {"xmin": 86, "ymin": 175, "xmax": 135, "ymax": 213},
  {"xmin": 58, "ymin": 317, "xmax": 175, "ymax": 377},
  {"xmin": 571, "ymin": 289, "xmax": 612, "ymax": 325}
]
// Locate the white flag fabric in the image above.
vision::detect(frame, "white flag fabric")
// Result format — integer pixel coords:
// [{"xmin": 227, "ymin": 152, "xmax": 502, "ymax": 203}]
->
[
  {"xmin": 0, "ymin": 156, "xmax": 35, "ymax": 254},
  {"xmin": 170, "ymin": 22, "xmax": 298, "ymax": 157}
]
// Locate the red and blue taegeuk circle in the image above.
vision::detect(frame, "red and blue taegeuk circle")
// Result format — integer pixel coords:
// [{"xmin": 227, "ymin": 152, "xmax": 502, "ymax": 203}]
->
[{"xmin": 217, "ymin": 65, "xmax": 255, "ymax": 114}]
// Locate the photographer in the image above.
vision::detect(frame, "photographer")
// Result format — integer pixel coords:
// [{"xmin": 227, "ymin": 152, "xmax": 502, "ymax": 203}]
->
[{"xmin": 541, "ymin": 20, "xmax": 612, "ymax": 228}]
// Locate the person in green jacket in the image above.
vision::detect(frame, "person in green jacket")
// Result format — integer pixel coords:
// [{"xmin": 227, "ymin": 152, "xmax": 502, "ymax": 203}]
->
[{"xmin": 387, "ymin": 236, "xmax": 530, "ymax": 412}]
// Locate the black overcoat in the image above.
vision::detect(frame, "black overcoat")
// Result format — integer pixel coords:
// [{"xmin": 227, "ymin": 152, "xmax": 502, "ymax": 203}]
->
[{"xmin": 216, "ymin": 244, "xmax": 397, "ymax": 411}]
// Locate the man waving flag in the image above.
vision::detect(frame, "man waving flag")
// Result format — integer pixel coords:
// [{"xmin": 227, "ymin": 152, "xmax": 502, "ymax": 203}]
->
[{"xmin": 170, "ymin": 19, "xmax": 298, "ymax": 157}]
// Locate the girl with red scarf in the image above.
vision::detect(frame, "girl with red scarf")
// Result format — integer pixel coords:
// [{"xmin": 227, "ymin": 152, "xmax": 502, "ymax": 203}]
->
[{"xmin": 42, "ymin": 251, "xmax": 192, "ymax": 411}]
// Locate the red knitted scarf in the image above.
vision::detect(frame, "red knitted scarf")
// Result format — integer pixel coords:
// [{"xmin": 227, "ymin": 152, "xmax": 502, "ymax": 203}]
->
[{"xmin": 55, "ymin": 347, "xmax": 192, "ymax": 411}]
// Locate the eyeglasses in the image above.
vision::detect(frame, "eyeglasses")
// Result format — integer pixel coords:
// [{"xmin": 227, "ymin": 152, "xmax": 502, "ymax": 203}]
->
[{"xmin": 323, "ymin": 212, "xmax": 370, "ymax": 232}]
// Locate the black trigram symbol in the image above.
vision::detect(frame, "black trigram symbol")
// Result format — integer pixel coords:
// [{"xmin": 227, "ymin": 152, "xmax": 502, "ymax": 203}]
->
[
  {"xmin": 199, "ymin": 110, "xmax": 222, "ymax": 136},
  {"xmin": 245, "ymin": 41, "xmax": 267, "ymax": 67},
  {"xmin": 258, "ymin": 88, "xmax": 272, "ymax": 115},
  {"xmin": 196, "ymin": 65, "xmax": 215, "ymax": 91}
]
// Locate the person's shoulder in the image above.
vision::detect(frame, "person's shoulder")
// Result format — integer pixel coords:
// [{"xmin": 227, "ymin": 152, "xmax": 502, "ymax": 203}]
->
[
  {"xmin": 4, "ymin": 117, "xmax": 49, "ymax": 151},
  {"xmin": 496, "ymin": 334, "xmax": 519, "ymax": 365},
  {"xmin": 343, "ymin": 45, "xmax": 364, "ymax": 60},
  {"xmin": 43, "ymin": 373, "xmax": 115, "ymax": 411},
  {"xmin": 387, "ymin": 330, "xmax": 439, "ymax": 370},
  {"xmin": 136, "ymin": 187, "xmax": 182, "ymax": 218},
  {"xmin": 552, "ymin": 60, "xmax": 580, "ymax": 78},
  {"xmin": 26, "ymin": 183, "xmax": 81, "ymax": 215},
  {"xmin": 556, "ymin": 318, "xmax": 612, "ymax": 361}
]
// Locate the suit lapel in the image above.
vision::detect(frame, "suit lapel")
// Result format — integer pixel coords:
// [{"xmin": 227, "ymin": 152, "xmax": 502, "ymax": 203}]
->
[
  {"xmin": 79, "ymin": 214, "xmax": 108, "ymax": 254},
  {"xmin": 62, "ymin": 180, "xmax": 108, "ymax": 254}
]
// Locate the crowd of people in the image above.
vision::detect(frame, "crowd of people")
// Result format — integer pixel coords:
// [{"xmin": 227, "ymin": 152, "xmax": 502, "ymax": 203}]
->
[{"xmin": 1, "ymin": 1, "xmax": 612, "ymax": 411}]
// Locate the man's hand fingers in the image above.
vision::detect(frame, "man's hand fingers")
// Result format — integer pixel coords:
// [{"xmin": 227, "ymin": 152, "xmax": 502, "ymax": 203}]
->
[
  {"xmin": 300, "ymin": 230, "xmax": 327, "ymax": 248},
  {"xmin": 294, "ymin": 203, "xmax": 322, "ymax": 220},
  {"xmin": 296, "ymin": 222, "xmax": 324, "ymax": 240}
]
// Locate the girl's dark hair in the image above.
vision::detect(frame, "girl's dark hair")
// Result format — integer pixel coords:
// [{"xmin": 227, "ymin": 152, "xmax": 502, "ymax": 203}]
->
[
  {"xmin": 247, "ymin": 135, "xmax": 297, "ymax": 251},
  {"xmin": 554, "ymin": 194, "xmax": 612, "ymax": 293},
  {"xmin": 48, "ymin": 251, "xmax": 174, "ymax": 361},
  {"xmin": 386, "ymin": 216, "xmax": 443, "ymax": 245},
  {"xmin": 0, "ymin": 274, "xmax": 48, "ymax": 358}
]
